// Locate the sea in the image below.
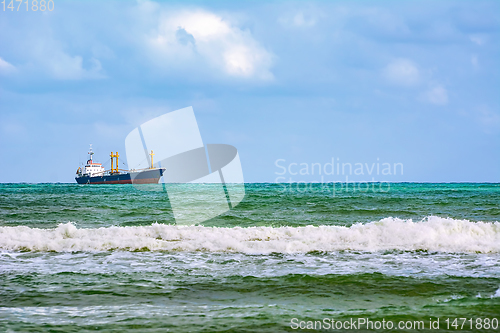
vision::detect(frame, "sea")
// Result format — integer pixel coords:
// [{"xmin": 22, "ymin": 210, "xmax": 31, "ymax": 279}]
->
[{"xmin": 0, "ymin": 183, "xmax": 499, "ymax": 332}]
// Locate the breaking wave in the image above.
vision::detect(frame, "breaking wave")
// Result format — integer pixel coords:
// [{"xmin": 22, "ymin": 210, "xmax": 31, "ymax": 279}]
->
[{"xmin": 1, "ymin": 216, "xmax": 499, "ymax": 253}]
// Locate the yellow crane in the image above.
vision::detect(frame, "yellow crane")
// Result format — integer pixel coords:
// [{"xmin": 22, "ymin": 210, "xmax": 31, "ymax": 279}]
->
[{"xmin": 110, "ymin": 152, "xmax": 119, "ymax": 173}]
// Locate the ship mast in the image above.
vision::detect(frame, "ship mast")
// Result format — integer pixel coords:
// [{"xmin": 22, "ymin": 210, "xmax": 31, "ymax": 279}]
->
[{"xmin": 88, "ymin": 144, "xmax": 94, "ymax": 162}]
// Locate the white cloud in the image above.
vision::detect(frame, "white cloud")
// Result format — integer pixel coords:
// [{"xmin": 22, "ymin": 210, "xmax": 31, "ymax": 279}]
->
[
  {"xmin": 2, "ymin": 38, "xmax": 104, "ymax": 80},
  {"xmin": 0, "ymin": 118, "xmax": 28, "ymax": 140},
  {"xmin": 42, "ymin": 52, "xmax": 104, "ymax": 80},
  {"xmin": 279, "ymin": 11, "xmax": 317, "ymax": 28},
  {"xmin": 293, "ymin": 12, "xmax": 316, "ymax": 27},
  {"xmin": 469, "ymin": 34, "xmax": 487, "ymax": 46},
  {"xmin": 383, "ymin": 59, "xmax": 420, "ymax": 86},
  {"xmin": 471, "ymin": 55, "xmax": 479, "ymax": 68},
  {"xmin": 0, "ymin": 57, "xmax": 16, "ymax": 75},
  {"xmin": 147, "ymin": 8, "xmax": 274, "ymax": 80},
  {"xmin": 476, "ymin": 105, "xmax": 500, "ymax": 132},
  {"xmin": 423, "ymin": 85, "xmax": 448, "ymax": 105}
]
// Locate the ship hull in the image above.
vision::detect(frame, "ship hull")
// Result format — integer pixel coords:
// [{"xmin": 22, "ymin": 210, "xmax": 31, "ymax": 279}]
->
[{"xmin": 75, "ymin": 169, "xmax": 164, "ymax": 185}]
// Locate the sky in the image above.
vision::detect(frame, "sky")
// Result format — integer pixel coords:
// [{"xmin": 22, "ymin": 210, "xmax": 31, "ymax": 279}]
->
[{"xmin": 0, "ymin": 0, "xmax": 499, "ymax": 183}]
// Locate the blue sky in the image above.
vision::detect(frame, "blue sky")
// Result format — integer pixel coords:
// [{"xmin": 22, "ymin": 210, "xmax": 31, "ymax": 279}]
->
[{"xmin": 0, "ymin": 0, "xmax": 499, "ymax": 183}]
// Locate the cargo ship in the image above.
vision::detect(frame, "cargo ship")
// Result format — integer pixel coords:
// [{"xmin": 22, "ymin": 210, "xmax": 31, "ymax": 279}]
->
[{"xmin": 75, "ymin": 145, "xmax": 164, "ymax": 184}]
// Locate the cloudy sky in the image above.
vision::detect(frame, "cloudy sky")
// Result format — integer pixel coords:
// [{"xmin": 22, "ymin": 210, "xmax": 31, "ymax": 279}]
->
[{"xmin": 0, "ymin": 0, "xmax": 499, "ymax": 183}]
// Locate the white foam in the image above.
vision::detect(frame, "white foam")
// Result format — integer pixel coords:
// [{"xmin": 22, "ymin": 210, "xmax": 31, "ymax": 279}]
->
[{"xmin": 0, "ymin": 216, "xmax": 499, "ymax": 253}]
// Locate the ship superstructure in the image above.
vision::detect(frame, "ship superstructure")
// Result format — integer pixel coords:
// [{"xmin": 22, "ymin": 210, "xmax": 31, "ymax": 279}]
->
[
  {"xmin": 75, "ymin": 144, "xmax": 164, "ymax": 184},
  {"xmin": 76, "ymin": 145, "xmax": 105, "ymax": 178}
]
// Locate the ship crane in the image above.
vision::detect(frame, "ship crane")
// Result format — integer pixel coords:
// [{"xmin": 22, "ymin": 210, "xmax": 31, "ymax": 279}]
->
[{"xmin": 110, "ymin": 152, "xmax": 120, "ymax": 174}]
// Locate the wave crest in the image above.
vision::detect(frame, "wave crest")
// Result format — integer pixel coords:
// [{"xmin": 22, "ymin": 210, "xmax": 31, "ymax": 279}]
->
[{"xmin": 1, "ymin": 216, "xmax": 499, "ymax": 253}]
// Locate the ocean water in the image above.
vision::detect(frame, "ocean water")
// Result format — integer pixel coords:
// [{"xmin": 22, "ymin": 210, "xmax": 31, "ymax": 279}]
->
[{"xmin": 0, "ymin": 183, "xmax": 499, "ymax": 332}]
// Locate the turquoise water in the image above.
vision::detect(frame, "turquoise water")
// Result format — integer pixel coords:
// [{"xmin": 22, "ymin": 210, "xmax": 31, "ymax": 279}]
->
[{"xmin": 1, "ymin": 183, "xmax": 499, "ymax": 332}]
